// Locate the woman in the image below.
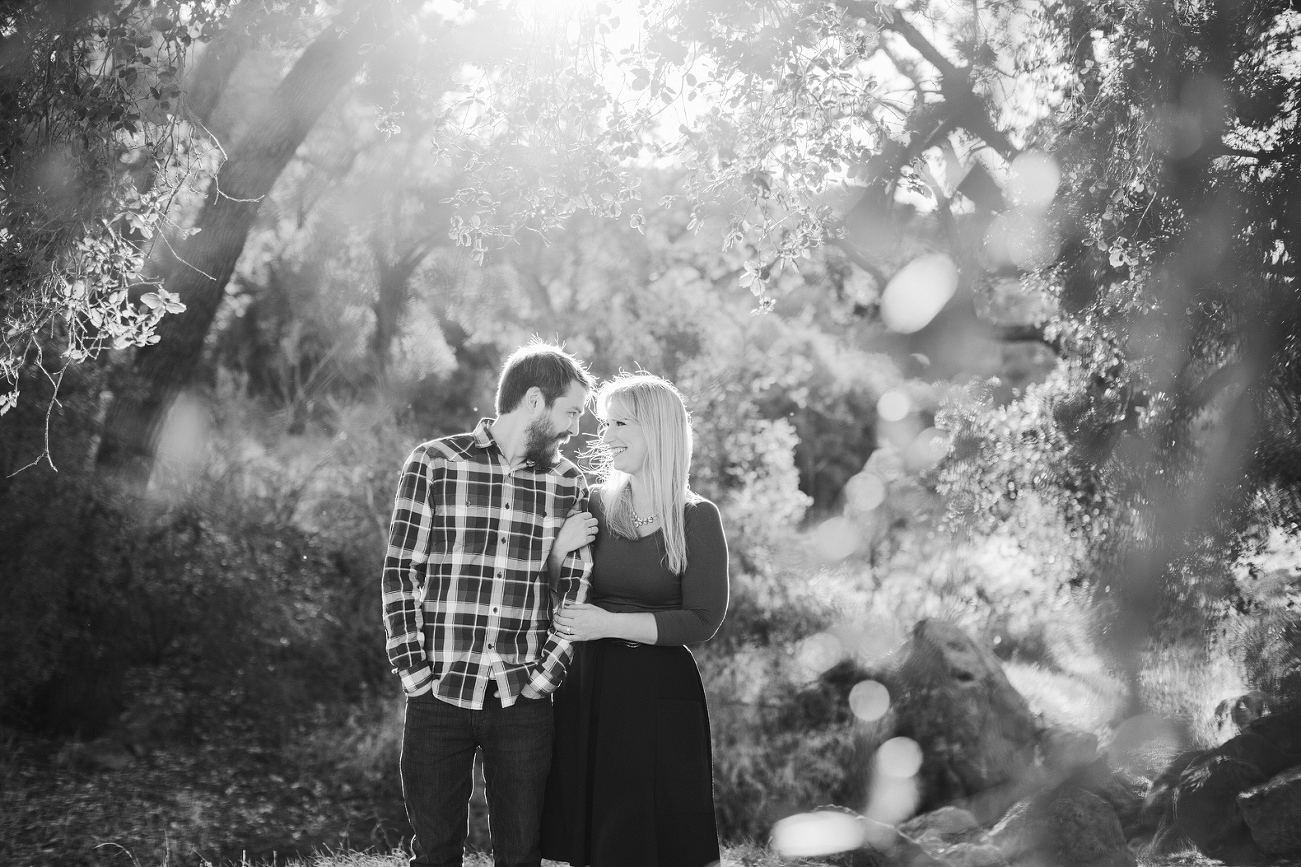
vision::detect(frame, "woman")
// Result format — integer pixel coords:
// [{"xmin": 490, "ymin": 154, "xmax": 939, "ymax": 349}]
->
[{"xmin": 540, "ymin": 372, "xmax": 730, "ymax": 867}]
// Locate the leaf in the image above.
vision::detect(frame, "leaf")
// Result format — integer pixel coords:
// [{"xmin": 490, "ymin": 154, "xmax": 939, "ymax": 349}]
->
[{"xmin": 139, "ymin": 292, "xmax": 162, "ymax": 309}]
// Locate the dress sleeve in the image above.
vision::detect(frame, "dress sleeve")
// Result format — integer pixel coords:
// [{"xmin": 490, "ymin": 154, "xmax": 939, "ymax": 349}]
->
[{"xmin": 652, "ymin": 499, "xmax": 729, "ymax": 646}]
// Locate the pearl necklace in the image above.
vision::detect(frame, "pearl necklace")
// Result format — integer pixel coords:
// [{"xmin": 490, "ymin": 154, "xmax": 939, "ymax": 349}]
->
[{"xmin": 631, "ymin": 507, "xmax": 658, "ymax": 528}]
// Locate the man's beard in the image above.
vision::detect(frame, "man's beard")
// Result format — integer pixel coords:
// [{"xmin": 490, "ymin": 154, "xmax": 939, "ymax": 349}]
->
[{"xmin": 523, "ymin": 417, "xmax": 566, "ymax": 470}]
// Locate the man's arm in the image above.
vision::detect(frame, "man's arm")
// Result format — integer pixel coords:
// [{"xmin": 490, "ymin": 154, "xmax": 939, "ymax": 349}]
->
[
  {"xmin": 523, "ymin": 485, "xmax": 593, "ymax": 697},
  {"xmin": 381, "ymin": 446, "xmax": 439, "ymax": 696}
]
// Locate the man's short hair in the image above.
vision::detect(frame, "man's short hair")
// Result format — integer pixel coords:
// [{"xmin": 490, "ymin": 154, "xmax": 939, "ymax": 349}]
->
[{"xmin": 495, "ymin": 341, "xmax": 595, "ymax": 414}]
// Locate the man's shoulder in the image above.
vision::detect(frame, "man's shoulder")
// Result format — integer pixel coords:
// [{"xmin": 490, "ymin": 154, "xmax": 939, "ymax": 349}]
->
[
  {"xmin": 411, "ymin": 432, "xmax": 480, "ymax": 463},
  {"xmin": 549, "ymin": 456, "xmax": 589, "ymax": 487}
]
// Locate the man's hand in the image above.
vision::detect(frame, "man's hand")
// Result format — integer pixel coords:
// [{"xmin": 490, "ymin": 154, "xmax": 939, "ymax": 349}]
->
[{"xmin": 521, "ymin": 683, "xmax": 546, "ymax": 700}]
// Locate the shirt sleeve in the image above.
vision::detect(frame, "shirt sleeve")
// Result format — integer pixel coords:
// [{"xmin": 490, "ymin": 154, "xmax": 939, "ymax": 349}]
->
[
  {"xmin": 653, "ymin": 499, "xmax": 730, "ymax": 646},
  {"xmin": 524, "ymin": 478, "xmax": 593, "ymax": 695},
  {"xmin": 381, "ymin": 445, "xmax": 438, "ymax": 696}
]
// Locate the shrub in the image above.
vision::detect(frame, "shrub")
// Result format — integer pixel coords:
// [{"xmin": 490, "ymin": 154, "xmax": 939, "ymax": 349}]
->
[{"xmin": 0, "ymin": 387, "xmax": 403, "ymax": 738}]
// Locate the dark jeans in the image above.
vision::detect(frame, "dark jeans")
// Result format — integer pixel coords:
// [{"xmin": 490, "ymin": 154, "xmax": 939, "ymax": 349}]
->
[{"xmin": 401, "ymin": 687, "xmax": 553, "ymax": 867}]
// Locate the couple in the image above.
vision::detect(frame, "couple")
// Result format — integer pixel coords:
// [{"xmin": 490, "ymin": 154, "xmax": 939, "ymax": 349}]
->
[{"xmin": 380, "ymin": 341, "xmax": 730, "ymax": 867}]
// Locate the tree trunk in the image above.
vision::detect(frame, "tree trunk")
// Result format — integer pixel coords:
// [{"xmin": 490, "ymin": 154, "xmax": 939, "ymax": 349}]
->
[
  {"xmin": 96, "ymin": 11, "xmax": 374, "ymax": 489},
  {"xmin": 371, "ymin": 248, "xmax": 428, "ymax": 376}
]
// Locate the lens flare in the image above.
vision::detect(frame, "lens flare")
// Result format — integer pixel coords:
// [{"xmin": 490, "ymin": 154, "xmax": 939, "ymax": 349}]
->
[
  {"xmin": 880, "ymin": 253, "xmax": 959, "ymax": 334},
  {"xmin": 152, "ymin": 391, "xmax": 210, "ymax": 485},
  {"xmin": 876, "ymin": 736, "xmax": 923, "ymax": 778},
  {"xmin": 771, "ymin": 810, "xmax": 867, "ymax": 857},
  {"xmin": 986, "ymin": 211, "xmax": 1062, "ymax": 271},
  {"xmin": 864, "ymin": 772, "xmax": 919, "ymax": 826},
  {"xmin": 812, "ymin": 516, "xmax": 861, "ymax": 561},
  {"xmin": 1110, "ymin": 713, "xmax": 1184, "ymax": 760},
  {"xmin": 876, "ymin": 389, "xmax": 911, "ymax": 422},
  {"xmin": 797, "ymin": 632, "xmax": 845, "ymax": 676},
  {"xmin": 847, "ymin": 619, "xmax": 905, "ymax": 666},
  {"xmin": 849, "ymin": 680, "xmax": 891, "ymax": 722},
  {"xmin": 1006, "ymin": 151, "xmax": 1060, "ymax": 212},
  {"xmin": 903, "ymin": 427, "xmax": 950, "ymax": 471},
  {"xmin": 844, "ymin": 472, "xmax": 887, "ymax": 511}
]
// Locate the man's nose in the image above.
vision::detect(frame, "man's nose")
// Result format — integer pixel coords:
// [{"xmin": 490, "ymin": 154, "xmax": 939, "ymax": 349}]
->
[{"xmin": 568, "ymin": 416, "xmax": 580, "ymax": 436}]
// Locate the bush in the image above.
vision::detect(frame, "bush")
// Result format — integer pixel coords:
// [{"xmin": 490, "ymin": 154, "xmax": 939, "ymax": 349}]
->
[{"xmin": 0, "ymin": 386, "xmax": 405, "ymax": 738}]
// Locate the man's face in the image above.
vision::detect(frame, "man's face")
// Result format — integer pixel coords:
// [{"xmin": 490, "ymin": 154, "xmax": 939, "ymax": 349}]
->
[{"xmin": 523, "ymin": 380, "xmax": 588, "ymax": 468}]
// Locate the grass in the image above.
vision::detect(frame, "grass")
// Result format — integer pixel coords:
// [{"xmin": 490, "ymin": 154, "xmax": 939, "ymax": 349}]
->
[{"xmin": 280, "ymin": 842, "xmax": 833, "ymax": 867}]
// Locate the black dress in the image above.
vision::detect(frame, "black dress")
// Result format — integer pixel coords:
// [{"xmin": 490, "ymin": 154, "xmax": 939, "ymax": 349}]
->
[{"xmin": 540, "ymin": 494, "xmax": 730, "ymax": 867}]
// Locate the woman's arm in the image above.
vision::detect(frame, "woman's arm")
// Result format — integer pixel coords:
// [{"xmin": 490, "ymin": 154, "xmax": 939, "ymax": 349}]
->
[
  {"xmin": 651, "ymin": 500, "xmax": 729, "ymax": 646},
  {"xmin": 554, "ymin": 605, "xmax": 659, "ymax": 643}
]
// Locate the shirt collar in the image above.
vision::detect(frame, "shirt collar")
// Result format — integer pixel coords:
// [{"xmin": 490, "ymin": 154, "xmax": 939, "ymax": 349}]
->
[
  {"xmin": 472, "ymin": 418, "xmax": 498, "ymax": 453},
  {"xmin": 473, "ymin": 416, "xmax": 562, "ymax": 474}
]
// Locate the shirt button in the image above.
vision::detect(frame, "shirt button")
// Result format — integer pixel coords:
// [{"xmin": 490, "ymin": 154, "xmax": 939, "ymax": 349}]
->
[
  {"xmin": 488, "ymin": 643, "xmax": 494, "ymax": 649},
  {"xmin": 504, "ymin": 503, "xmax": 511, "ymax": 509},
  {"xmin": 492, "ymin": 607, "xmax": 498, "ymax": 613},
  {"xmin": 497, "ymin": 572, "xmax": 503, "ymax": 578}
]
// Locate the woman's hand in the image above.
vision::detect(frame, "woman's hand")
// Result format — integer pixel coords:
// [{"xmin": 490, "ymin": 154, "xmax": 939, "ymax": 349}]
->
[
  {"xmin": 553, "ymin": 511, "xmax": 598, "ymax": 558},
  {"xmin": 554, "ymin": 602, "xmax": 614, "ymax": 642}
]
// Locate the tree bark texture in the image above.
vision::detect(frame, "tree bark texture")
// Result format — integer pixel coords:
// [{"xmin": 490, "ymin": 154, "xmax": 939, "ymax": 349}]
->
[{"xmin": 96, "ymin": 13, "xmax": 375, "ymax": 487}]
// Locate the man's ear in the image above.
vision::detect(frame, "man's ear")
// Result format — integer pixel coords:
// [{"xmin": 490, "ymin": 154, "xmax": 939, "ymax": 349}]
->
[{"xmin": 524, "ymin": 386, "xmax": 545, "ymax": 414}]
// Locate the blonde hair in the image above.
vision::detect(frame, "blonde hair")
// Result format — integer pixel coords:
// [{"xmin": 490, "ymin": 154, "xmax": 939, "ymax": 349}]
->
[{"xmin": 589, "ymin": 372, "xmax": 698, "ymax": 574}]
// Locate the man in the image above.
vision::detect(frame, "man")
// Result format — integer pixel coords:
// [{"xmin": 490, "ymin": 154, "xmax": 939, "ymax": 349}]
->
[{"xmin": 382, "ymin": 341, "xmax": 596, "ymax": 867}]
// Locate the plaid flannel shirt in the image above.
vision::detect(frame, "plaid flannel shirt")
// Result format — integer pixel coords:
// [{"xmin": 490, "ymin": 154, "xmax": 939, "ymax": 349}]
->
[{"xmin": 381, "ymin": 419, "xmax": 592, "ymax": 709}]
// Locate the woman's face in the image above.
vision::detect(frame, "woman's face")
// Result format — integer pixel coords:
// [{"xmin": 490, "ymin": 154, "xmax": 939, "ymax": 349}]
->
[{"xmin": 601, "ymin": 398, "xmax": 649, "ymax": 476}]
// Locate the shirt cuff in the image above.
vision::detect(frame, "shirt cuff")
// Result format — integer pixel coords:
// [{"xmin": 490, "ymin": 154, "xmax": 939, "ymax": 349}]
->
[
  {"xmin": 398, "ymin": 665, "xmax": 435, "ymax": 696},
  {"xmin": 525, "ymin": 665, "xmax": 562, "ymax": 698}
]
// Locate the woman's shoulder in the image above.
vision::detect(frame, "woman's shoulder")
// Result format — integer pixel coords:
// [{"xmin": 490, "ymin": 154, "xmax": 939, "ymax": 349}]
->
[
  {"xmin": 684, "ymin": 496, "xmax": 723, "ymax": 530},
  {"xmin": 589, "ymin": 483, "xmax": 610, "ymax": 516}
]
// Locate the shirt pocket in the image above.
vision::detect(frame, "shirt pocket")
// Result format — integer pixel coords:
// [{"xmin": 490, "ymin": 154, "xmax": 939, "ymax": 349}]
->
[
  {"xmin": 456, "ymin": 487, "xmax": 494, "ymax": 554},
  {"xmin": 537, "ymin": 509, "xmax": 565, "ymax": 561}
]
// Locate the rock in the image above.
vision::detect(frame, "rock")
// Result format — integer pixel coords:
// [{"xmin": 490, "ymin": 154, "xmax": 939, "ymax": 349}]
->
[
  {"xmin": 1065, "ymin": 758, "xmax": 1148, "ymax": 838},
  {"xmin": 845, "ymin": 816, "xmax": 947, "ymax": 867},
  {"xmin": 1239, "ymin": 766, "xmax": 1301, "ymax": 856},
  {"xmin": 1157, "ymin": 705, "xmax": 1301, "ymax": 863},
  {"xmin": 1138, "ymin": 748, "xmax": 1204, "ymax": 838},
  {"xmin": 899, "ymin": 808, "xmax": 1006, "ymax": 867},
  {"xmin": 1237, "ymin": 705, "xmax": 1301, "ymax": 759},
  {"xmin": 893, "ymin": 620, "xmax": 1040, "ymax": 820},
  {"xmin": 1172, "ymin": 755, "xmax": 1268, "ymax": 864},
  {"xmin": 898, "ymin": 806, "xmax": 980, "ymax": 843},
  {"xmin": 1231, "ymin": 691, "xmax": 1271, "ymax": 728},
  {"xmin": 1213, "ymin": 692, "xmax": 1270, "ymax": 740},
  {"xmin": 931, "ymin": 842, "xmax": 1008, "ymax": 867},
  {"xmin": 990, "ymin": 784, "xmax": 1134, "ymax": 867}
]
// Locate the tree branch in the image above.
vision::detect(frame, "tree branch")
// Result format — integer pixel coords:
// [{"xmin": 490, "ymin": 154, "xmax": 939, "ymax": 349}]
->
[{"xmin": 840, "ymin": 0, "xmax": 1019, "ymax": 161}]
